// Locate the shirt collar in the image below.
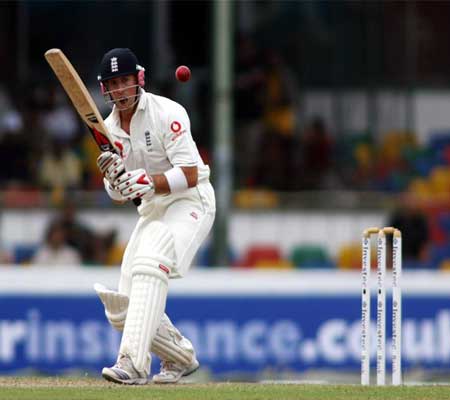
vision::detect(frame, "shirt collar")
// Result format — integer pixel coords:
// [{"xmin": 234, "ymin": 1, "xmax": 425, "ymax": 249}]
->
[
  {"xmin": 136, "ymin": 88, "xmax": 147, "ymax": 111},
  {"xmin": 110, "ymin": 89, "xmax": 146, "ymax": 128},
  {"xmin": 110, "ymin": 106, "xmax": 121, "ymax": 128}
]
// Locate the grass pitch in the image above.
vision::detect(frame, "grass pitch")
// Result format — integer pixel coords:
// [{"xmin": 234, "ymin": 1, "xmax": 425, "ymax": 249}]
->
[{"xmin": 0, "ymin": 377, "xmax": 450, "ymax": 400}]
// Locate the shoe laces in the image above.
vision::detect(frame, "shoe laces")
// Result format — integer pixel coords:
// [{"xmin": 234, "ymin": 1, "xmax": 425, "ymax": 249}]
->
[
  {"xmin": 116, "ymin": 354, "xmax": 132, "ymax": 370},
  {"xmin": 160, "ymin": 360, "xmax": 182, "ymax": 374}
]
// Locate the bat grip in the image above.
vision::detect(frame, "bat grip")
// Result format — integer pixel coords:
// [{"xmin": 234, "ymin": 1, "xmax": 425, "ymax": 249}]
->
[
  {"xmin": 89, "ymin": 128, "xmax": 141, "ymax": 206},
  {"xmin": 116, "ymin": 169, "xmax": 141, "ymax": 206},
  {"xmin": 110, "ymin": 149, "xmax": 141, "ymax": 206}
]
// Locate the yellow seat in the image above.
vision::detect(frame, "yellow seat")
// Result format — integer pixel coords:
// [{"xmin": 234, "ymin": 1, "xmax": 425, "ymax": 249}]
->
[
  {"xmin": 234, "ymin": 190, "xmax": 279, "ymax": 208},
  {"xmin": 408, "ymin": 178, "xmax": 432, "ymax": 201},
  {"xmin": 337, "ymin": 242, "xmax": 377, "ymax": 270},
  {"xmin": 429, "ymin": 166, "xmax": 450, "ymax": 193},
  {"xmin": 379, "ymin": 131, "xmax": 417, "ymax": 163},
  {"xmin": 440, "ymin": 259, "xmax": 450, "ymax": 271},
  {"xmin": 337, "ymin": 243, "xmax": 361, "ymax": 270},
  {"xmin": 354, "ymin": 143, "xmax": 374, "ymax": 168}
]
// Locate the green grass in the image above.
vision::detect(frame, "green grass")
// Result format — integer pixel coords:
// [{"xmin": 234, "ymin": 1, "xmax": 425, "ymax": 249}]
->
[{"xmin": 1, "ymin": 378, "xmax": 450, "ymax": 400}]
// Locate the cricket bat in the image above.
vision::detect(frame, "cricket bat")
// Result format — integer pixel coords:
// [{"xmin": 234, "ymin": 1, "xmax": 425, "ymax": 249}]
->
[
  {"xmin": 44, "ymin": 48, "xmax": 117, "ymax": 153},
  {"xmin": 45, "ymin": 48, "xmax": 140, "ymax": 205}
]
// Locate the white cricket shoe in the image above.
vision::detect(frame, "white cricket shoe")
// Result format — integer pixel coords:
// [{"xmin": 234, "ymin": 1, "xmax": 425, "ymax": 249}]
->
[
  {"xmin": 152, "ymin": 357, "xmax": 200, "ymax": 384},
  {"xmin": 102, "ymin": 354, "xmax": 148, "ymax": 385}
]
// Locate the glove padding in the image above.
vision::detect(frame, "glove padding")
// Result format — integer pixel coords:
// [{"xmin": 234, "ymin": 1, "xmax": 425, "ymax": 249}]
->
[
  {"xmin": 114, "ymin": 168, "xmax": 155, "ymax": 201},
  {"xmin": 103, "ymin": 178, "xmax": 127, "ymax": 202},
  {"xmin": 97, "ymin": 151, "xmax": 125, "ymax": 185}
]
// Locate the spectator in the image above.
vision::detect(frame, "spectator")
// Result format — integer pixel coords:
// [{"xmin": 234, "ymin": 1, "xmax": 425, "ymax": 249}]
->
[
  {"xmin": 300, "ymin": 116, "xmax": 333, "ymax": 189},
  {"xmin": 103, "ymin": 229, "xmax": 126, "ymax": 266},
  {"xmin": 32, "ymin": 221, "xmax": 81, "ymax": 266},
  {"xmin": 81, "ymin": 133, "xmax": 104, "ymax": 190},
  {"xmin": 0, "ymin": 247, "xmax": 12, "ymax": 264},
  {"xmin": 56, "ymin": 202, "xmax": 97, "ymax": 264},
  {"xmin": 234, "ymin": 34, "xmax": 266, "ymax": 187},
  {"xmin": 0, "ymin": 87, "xmax": 31, "ymax": 185},
  {"xmin": 0, "ymin": 127, "xmax": 31, "ymax": 185},
  {"xmin": 40, "ymin": 86, "xmax": 79, "ymax": 145},
  {"xmin": 258, "ymin": 49, "xmax": 299, "ymax": 190},
  {"xmin": 56, "ymin": 201, "xmax": 112, "ymax": 265},
  {"xmin": 387, "ymin": 194, "xmax": 430, "ymax": 265},
  {"xmin": 38, "ymin": 138, "xmax": 82, "ymax": 191}
]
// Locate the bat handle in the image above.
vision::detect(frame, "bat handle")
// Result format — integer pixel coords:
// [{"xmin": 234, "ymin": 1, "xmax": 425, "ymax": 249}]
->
[
  {"xmin": 116, "ymin": 169, "xmax": 141, "ymax": 206},
  {"xmin": 88, "ymin": 128, "xmax": 142, "ymax": 206}
]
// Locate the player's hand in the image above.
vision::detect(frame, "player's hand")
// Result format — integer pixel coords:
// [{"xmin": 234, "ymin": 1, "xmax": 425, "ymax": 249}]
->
[
  {"xmin": 97, "ymin": 151, "xmax": 125, "ymax": 185},
  {"xmin": 114, "ymin": 168, "xmax": 155, "ymax": 201},
  {"xmin": 103, "ymin": 178, "xmax": 127, "ymax": 202}
]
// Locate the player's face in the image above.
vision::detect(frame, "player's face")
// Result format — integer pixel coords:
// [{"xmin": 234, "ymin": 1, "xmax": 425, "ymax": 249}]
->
[{"xmin": 105, "ymin": 74, "xmax": 138, "ymax": 110}]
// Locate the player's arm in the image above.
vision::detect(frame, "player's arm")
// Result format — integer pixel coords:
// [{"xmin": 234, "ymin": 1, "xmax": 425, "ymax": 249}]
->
[
  {"xmin": 111, "ymin": 105, "xmax": 199, "ymax": 201},
  {"xmin": 157, "ymin": 104, "xmax": 199, "ymax": 194},
  {"xmin": 152, "ymin": 166, "xmax": 198, "ymax": 194},
  {"xmin": 112, "ymin": 165, "xmax": 196, "ymax": 201}
]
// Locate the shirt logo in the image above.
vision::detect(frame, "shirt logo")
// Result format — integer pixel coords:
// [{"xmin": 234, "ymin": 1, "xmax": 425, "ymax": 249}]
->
[
  {"xmin": 170, "ymin": 121, "xmax": 186, "ymax": 141},
  {"xmin": 171, "ymin": 121, "xmax": 181, "ymax": 132},
  {"xmin": 144, "ymin": 130, "xmax": 152, "ymax": 151},
  {"xmin": 111, "ymin": 57, "xmax": 118, "ymax": 72}
]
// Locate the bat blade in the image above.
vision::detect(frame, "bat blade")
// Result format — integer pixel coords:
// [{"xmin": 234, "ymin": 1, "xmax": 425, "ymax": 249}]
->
[
  {"xmin": 45, "ymin": 48, "xmax": 141, "ymax": 206},
  {"xmin": 44, "ymin": 48, "xmax": 116, "ymax": 153}
]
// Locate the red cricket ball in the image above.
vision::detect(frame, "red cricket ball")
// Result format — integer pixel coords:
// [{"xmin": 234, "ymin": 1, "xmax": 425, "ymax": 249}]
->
[{"xmin": 175, "ymin": 65, "xmax": 191, "ymax": 82}]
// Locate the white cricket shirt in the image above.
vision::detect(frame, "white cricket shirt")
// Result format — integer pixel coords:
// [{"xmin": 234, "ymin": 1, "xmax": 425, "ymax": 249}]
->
[{"xmin": 104, "ymin": 90, "xmax": 210, "ymax": 183}]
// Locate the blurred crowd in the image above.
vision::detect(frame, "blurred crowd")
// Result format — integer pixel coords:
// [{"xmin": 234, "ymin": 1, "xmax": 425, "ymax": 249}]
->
[
  {"xmin": 0, "ymin": 201, "xmax": 124, "ymax": 267},
  {"xmin": 2, "ymin": 33, "xmax": 449, "ymax": 197},
  {"xmin": 234, "ymin": 34, "xmax": 333, "ymax": 191},
  {"xmin": 1, "ymin": 29, "xmax": 450, "ymax": 270},
  {"xmin": 0, "ymin": 84, "xmax": 107, "ymax": 195},
  {"xmin": 233, "ymin": 34, "xmax": 450, "ymax": 196},
  {"xmin": 0, "ymin": 36, "xmax": 323, "ymax": 196}
]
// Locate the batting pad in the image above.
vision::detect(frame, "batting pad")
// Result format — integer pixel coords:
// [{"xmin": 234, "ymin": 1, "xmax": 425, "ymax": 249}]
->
[
  {"xmin": 119, "ymin": 221, "xmax": 174, "ymax": 375},
  {"xmin": 94, "ymin": 285, "xmax": 194, "ymax": 366},
  {"xmin": 119, "ymin": 266, "xmax": 168, "ymax": 374},
  {"xmin": 151, "ymin": 314, "xmax": 195, "ymax": 366},
  {"xmin": 94, "ymin": 287, "xmax": 194, "ymax": 366},
  {"xmin": 94, "ymin": 283, "xmax": 129, "ymax": 331}
]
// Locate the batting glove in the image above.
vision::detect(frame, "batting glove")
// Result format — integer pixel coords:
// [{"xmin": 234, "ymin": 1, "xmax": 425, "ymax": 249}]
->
[
  {"xmin": 103, "ymin": 178, "xmax": 127, "ymax": 202},
  {"xmin": 113, "ymin": 168, "xmax": 155, "ymax": 201},
  {"xmin": 97, "ymin": 151, "xmax": 125, "ymax": 186}
]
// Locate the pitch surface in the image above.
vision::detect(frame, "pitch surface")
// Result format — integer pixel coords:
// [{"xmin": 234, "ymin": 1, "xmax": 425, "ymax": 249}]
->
[{"xmin": 1, "ymin": 377, "xmax": 450, "ymax": 400}]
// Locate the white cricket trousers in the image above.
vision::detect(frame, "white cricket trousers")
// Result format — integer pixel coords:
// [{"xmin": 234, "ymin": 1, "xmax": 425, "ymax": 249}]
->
[{"xmin": 118, "ymin": 181, "xmax": 216, "ymax": 295}]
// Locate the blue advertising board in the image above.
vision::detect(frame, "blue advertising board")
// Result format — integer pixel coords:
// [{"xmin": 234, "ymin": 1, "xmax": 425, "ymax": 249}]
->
[{"xmin": 1, "ymin": 293, "xmax": 450, "ymax": 375}]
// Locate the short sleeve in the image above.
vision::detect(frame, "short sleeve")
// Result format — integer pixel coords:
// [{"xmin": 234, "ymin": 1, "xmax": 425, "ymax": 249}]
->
[{"xmin": 162, "ymin": 104, "xmax": 198, "ymax": 167}]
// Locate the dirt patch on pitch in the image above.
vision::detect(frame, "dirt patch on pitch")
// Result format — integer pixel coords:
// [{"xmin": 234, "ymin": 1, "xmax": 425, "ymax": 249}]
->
[
  {"xmin": 0, "ymin": 377, "xmax": 216, "ymax": 388},
  {"xmin": 0, "ymin": 377, "xmax": 114, "ymax": 388}
]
